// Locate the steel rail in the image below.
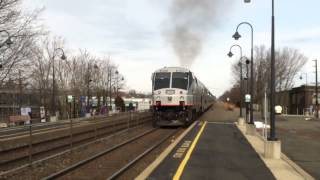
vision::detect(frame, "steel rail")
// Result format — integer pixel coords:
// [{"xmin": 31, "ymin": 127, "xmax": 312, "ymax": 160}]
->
[
  {"xmin": 0, "ymin": 114, "xmax": 149, "ymax": 152},
  {"xmin": 0, "ymin": 120, "xmax": 151, "ymax": 177},
  {"xmin": 0, "ymin": 117, "xmax": 151, "ymax": 169},
  {"xmin": 0, "ymin": 118, "xmax": 122, "ymax": 153},
  {"xmin": 42, "ymin": 127, "xmax": 159, "ymax": 180},
  {"xmin": 107, "ymin": 128, "xmax": 179, "ymax": 180},
  {"xmin": 0, "ymin": 111, "xmax": 146, "ymax": 136}
]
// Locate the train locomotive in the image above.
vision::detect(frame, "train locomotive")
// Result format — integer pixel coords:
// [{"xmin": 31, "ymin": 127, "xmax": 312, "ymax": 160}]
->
[{"xmin": 151, "ymin": 67, "xmax": 215, "ymax": 127}]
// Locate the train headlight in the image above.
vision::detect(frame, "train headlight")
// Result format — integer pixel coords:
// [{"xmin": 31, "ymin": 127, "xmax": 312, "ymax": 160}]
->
[
  {"xmin": 156, "ymin": 101, "xmax": 161, "ymax": 106},
  {"xmin": 180, "ymin": 96, "xmax": 184, "ymax": 101},
  {"xmin": 179, "ymin": 101, "xmax": 185, "ymax": 107}
]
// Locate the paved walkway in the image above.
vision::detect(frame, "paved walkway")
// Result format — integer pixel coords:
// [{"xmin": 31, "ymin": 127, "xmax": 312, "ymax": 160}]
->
[
  {"xmin": 141, "ymin": 103, "xmax": 310, "ymax": 180},
  {"xmin": 149, "ymin": 121, "xmax": 275, "ymax": 180}
]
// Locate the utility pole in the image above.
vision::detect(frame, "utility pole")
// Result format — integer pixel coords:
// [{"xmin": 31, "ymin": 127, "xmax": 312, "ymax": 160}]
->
[{"xmin": 314, "ymin": 59, "xmax": 319, "ymax": 118}]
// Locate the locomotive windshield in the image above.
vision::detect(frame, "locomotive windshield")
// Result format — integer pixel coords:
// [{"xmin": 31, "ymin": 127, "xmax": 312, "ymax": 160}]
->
[
  {"xmin": 154, "ymin": 72, "xmax": 171, "ymax": 90},
  {"xmin": 172, "ymin": 72, "xmax": 189, "ymax": 90}
]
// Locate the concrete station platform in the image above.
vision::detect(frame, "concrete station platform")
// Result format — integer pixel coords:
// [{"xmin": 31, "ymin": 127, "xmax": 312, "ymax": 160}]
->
[
  {"xmin": 148, "ymin": 121, "xmax": 275, "ymax": 180},
  {"xmin": 137, "ymin": 104, "xmax": 311, "ymax": 180}
]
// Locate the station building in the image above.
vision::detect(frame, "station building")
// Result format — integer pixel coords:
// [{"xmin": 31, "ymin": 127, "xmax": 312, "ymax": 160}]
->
[{"xmin": 275, "ymin": 85, "xmax": 319, "ymax": 115}]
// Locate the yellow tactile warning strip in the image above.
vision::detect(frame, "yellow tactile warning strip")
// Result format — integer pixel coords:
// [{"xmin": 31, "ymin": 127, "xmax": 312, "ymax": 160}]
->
[
  {"xmin": 135, "ymin": 121, "xmax": 198, "ymax": 180},
  {"xmin": 173, "ymin": 121, "xmax": 207, "ymax": 180}
]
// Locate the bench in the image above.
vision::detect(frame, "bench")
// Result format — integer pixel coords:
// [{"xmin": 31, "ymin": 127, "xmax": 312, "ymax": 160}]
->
[{"xmin": 9, "ymin": 115, "xmax": 31, "ymax": 124}]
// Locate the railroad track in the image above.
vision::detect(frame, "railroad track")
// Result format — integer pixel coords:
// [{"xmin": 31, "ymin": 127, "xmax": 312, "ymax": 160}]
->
[
  {"xmin": 0, "ymin": 114, "xmax": 151, "ymax": 173},
  {"xmin": 42, "ymin": 127, "xmax": 180, "ymax": 180},
  {"xmin": 0, "ymin": 112, "xmax": 143, "ymax": 139}
]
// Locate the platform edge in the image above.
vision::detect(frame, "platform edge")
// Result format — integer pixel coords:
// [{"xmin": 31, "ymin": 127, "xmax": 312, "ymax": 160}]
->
[
  {"xmin": 135, "ymin": 121, "xmax": 198, "ymax": 180},
  {"xmin": 281, "ymin": 152, "xmax": 315, "ymax": 180},
  {"xmin": 236, "ymin": 123, "xmax": 314, "ymax": 180}
]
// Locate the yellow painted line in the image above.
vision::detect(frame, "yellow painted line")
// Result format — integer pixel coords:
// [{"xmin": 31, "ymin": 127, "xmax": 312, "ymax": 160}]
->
[{"xmin": 173, "ymin": 121, "xmax": 207, "ymax": 180}]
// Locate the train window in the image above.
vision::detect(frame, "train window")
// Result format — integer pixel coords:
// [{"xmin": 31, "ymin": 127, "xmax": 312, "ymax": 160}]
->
[
  {"xmin": 154, "ymin": 72, "xmax": 171, "ymax": 90},
  {"xmin": 188, "ymin": 72, "xmax": 193, "ymax": 87},
  {"xmin": 172, "ymin": 72, "xmax": 188, "ymax": 90}
]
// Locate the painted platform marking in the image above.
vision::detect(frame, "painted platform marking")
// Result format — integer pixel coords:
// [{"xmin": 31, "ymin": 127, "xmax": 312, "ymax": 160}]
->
[
  {"xmin": 172, "ymin": 141, "xmax": 191, "ymax": 159},
  {"xmin": 173, "ymin": 121, "xmax": 207, "ymax": 180}
]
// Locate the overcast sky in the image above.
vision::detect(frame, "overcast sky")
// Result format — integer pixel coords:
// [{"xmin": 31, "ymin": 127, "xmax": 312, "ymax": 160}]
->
[{"xmin": 22, "ymin": 0, "xmax": 320, "ymax": 96}]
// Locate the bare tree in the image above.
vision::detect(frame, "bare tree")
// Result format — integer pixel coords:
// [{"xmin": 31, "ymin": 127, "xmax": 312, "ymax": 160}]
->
[
  {"xmin": 230, "ymin": 45, "xmax": 308, "ymax": 105},
  {"xmin": 0, "ymin": 1, "xmax": 128, "ymax": 121},
  {"xmin": 0, "ymin": 0, "xmax": 43, "ymax": 85}
]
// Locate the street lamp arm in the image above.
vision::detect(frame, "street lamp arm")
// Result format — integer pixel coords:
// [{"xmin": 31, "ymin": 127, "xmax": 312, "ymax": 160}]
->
[
  {"xmin": 0, "ymin": 30, "xmax": 10, "ymax": 37},
  {"xmin": 236, "ymin": 22, "xmax": 254, "ymax": 48},
  {"xmin": 236, "ymin": 22, "xmax": 253, "ymax": 33},
  {"xmin": 0, "ymin": 30, "xmax": 13, "ymax": 48},
  {"xmin": 229, "ymin": 44, "xmax": 243, "ymax": 59}
]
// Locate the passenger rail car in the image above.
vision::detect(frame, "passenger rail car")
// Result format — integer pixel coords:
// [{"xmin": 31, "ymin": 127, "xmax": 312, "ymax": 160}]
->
[{"xmin": 151, "ymin": 67, "xmax": 215, "ymax": 127}]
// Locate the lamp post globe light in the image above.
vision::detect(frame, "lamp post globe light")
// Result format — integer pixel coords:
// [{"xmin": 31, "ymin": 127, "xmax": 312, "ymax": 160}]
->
[
  {"xmin": 0, "ymin": 30, "xmax": 13, "ymax": 69},
  {"xmin": 228, "ymin": 44, "xmax": 244, "ymax": 119},
  {"xmin": 232, "ymin": 21, "xmax": 254, "ymax": 125},
  {"xmin": 52, "ymin": 48, "xmax": 66, "ymax": 119},
  {"xmin": 299, "ymin": 73, "xmax": 308, "ymax": 86},
  {"xmin": 0, "ymin": 30, "xmax": 13, "ymax": 48}
]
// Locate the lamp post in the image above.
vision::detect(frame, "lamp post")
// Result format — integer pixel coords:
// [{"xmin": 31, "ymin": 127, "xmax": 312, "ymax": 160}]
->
[
  {"xmin": 116, "ymin": 77, "xmax": 124, "ymax": 97},
  {"xmin": 115, "ymin": 70, "xmax": 124, "ymax": 97},
  {"xmin": 115, "ymin": 70, "xmax": 119, "ymax": 97},
  {"xmin": 244, "ymin": 0, "xmax": 277, "ymax": 141},
  {"xmin": 269, "ymin": 0, "xmax": 277, "ymax": 141},
  {"xmin": 227, "ymin": 44, "xmax": 244, "ymax": 118},
  {"xmin": 120, "ymin": 77, "xmax": 124, "ymax": 95},
  {"xmin": 232, "ymin": 21, "xmax": 254, "ymax": 125},
  {"xmin": 86, "ymin": 63, "xmax": 98, "ymax": 111},
  {"xmin": 299, "ymin": 72, "xmax": 308, "ymax": 115},
  {"xmin": 245, "ymin": 58, "xmax": 250, "ymax": 93},
  {"xmin": 0, "ymin": 30, "xmax": 13, "ymax": 69},
  {"xmin": 51, "ymin": 48, "xmax": 66, "ymax": 118},
  {"xmin": 314, "ymin": 59, "xmax": 319, "ymax": 119},
  {"xmin": 245, "ymin": 58, "xmax": 250, "ymax": 123},
  {"xmin": 299, "ymin": 73, "xmax": 308, "ymax": 86},
  {"xmin": 108, "ymin": 68, "xmax": 113, "ymax": 111}
]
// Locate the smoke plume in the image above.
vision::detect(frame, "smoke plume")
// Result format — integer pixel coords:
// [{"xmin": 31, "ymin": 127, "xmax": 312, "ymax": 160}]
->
[{"xmin": 165, "ymin": 0, "xmax": 231, "ymax": 67}]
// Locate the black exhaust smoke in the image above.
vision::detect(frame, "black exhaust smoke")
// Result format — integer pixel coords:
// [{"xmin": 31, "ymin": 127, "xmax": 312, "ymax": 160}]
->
[{"xmin": 164, "ymin": 0, "xmax": 233, "ymax": 67}]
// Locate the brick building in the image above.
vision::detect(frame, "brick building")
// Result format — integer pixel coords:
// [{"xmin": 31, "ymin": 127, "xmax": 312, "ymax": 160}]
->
[{"xmin": 276, "ymin": 85, "xmax": 317, "ymax": 115}]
